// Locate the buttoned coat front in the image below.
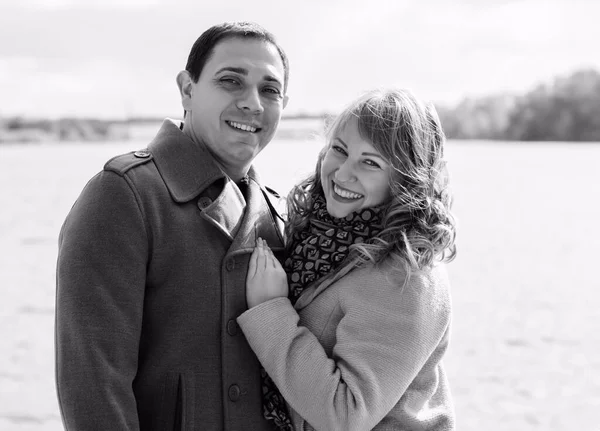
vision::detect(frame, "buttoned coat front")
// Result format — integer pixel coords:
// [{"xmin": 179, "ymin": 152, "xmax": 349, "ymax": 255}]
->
[{"xmin": 56, "ymin": 119, "xmax": 284, "ymax": 431}]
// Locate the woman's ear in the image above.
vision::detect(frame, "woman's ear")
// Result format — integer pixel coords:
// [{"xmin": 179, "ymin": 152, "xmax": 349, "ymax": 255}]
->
[{"xmin": 176, "ymin": 70, "xmax": 194, "ymax": 111}]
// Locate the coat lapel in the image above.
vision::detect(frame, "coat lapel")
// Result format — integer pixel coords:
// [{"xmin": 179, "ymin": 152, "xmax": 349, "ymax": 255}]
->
[
  {"xmin": 228, "ymin": 175, "xmax": 285, "ymax": 256},
  {"xmin": 200, "ymin": 178, "xmax": 246, "ymax": 241}
]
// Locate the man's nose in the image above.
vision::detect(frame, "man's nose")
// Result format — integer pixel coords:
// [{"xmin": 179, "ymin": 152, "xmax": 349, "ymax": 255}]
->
[
  {"xmin": 236, "ymin": 87, "xmax": 264, "ymax": 114},
  {"xmin": 334, "ymin": 160, "xmax": 357, "ymax": 182}
]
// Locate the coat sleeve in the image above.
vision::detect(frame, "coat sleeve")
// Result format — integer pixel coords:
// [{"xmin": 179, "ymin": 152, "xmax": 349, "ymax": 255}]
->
[
  {"xmin": 237, "ymin": 268, "xmax": 451, "ymax": 431},
  {"xmin": 55, "ymin": 170, "xmax": 148, "ymax": 431}
]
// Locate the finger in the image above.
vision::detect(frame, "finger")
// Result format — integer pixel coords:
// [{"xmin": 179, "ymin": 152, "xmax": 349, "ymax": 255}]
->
[
  {"xmin": 260, "ymin": 239, "xmax": 275, "ymax": 268},
  {"xmin": 248, "ymin": 247, "xmax": 259, "ymax": 278},
  {"xmin": 266, "ymin": 246, "xmax": 278, "ymax": 268},
  {"xmin": 256, "ymin": 239, "xmax": 267, "ymax": 271},
  {"xmin": 258, "ymin": 238, "xmax": 273, "ymax": 271},
  {"xmin": 263, "ymin": 246, "xmax": 273, "ymax": 269}
]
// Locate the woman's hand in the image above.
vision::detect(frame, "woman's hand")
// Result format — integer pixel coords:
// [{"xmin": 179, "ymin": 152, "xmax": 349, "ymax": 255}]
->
[{"xmin": 246, "ymin": 237, "xmax": 289, "ymax": 309}]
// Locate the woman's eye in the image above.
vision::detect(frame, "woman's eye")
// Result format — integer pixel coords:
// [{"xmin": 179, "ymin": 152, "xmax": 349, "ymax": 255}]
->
[
  {"xmin": 364, "ymin": 159, "xmax": 381, "ymax": 168},
  {"xmin": 332, "ymin": 145, "xmax": 347, "ymax": 156}
]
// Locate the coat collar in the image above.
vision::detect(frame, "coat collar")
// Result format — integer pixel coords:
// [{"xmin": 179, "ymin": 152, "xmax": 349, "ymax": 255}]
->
[
  {"xmin": 200, "ymin": 175, "xmax": 285, "ymax": 252},
  {"xmin": 148, "ymin": 119, "xmax": 225, "ymax": 203},
  {"xmin": 292, "ymin": 261, "xmax": 356, "ymax": 311},
  {"xmin": 148, "ymin": 119, "xmax": 285, "ymax": 251}
]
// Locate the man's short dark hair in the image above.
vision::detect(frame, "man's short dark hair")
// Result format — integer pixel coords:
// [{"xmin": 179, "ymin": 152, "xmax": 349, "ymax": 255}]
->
[{"xmin": 185, "ymin": 21, "xmax": 289, "ymax": 93}]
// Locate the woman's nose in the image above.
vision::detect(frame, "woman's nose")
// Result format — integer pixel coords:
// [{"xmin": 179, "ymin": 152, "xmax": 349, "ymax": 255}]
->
[{"xmin": 334, "ymin": 160, "xmax": 356, "ymax": 182}]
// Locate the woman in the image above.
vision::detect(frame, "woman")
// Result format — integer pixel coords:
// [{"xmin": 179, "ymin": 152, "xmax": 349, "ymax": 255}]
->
[{"xmin": 239, "ymin": 88, "xmax": 457, "ymax": 431}]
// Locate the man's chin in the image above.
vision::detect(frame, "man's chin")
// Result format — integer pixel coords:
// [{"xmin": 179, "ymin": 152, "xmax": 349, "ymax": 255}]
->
[
  {"xmin": 228, "ymin": 147, "xmax": 260, "ymax": 167},
  {"xmin": 227, "ymin": 134, "xmax": 260, "ymax": 148}
]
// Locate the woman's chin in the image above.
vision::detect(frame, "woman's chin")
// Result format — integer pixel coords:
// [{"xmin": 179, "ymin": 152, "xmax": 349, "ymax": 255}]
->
[{"xmin": 326, "ymin": 201, "xmax": 353, "ymax": 219}]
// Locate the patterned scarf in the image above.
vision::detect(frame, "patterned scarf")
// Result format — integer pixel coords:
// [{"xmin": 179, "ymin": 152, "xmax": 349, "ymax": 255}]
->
[{"xmin": 262, "ymin": 193, "xmax": 384, "ymax": 430}]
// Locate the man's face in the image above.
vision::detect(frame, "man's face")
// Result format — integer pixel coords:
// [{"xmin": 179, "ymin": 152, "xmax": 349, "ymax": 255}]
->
[{"xmin": 179, "ymin": 38, "xmax": 288, "ymax": 179}]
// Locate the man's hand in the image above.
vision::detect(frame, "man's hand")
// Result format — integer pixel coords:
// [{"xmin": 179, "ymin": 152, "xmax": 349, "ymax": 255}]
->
[{"xmin": 246, "ymin": 237, "xmax": 289, "ymax": 308}]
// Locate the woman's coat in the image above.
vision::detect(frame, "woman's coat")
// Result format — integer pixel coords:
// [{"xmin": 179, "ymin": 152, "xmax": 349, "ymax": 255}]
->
[{"xmin": 238, "ymin": 260, "xmax": 454, "ymax": 431}]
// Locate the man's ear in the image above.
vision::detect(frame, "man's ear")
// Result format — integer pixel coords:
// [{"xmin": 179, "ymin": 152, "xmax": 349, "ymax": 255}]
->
[
  {"xmin": 176, "ymin": 70, "xmax": 194, "ymax": 111},
  {"xmin": 283, "ymin": 94, "xmax": 289, "ymax": 110}
]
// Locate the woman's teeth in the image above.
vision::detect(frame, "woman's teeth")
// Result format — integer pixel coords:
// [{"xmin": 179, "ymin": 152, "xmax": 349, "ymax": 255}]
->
[
  {"xmin": 333, "ymin": 184, "xmax": 363, "ymax": 199},
  {"xmin": 228, "ymin": 121, "xmax": 257, "ymax": 133}
]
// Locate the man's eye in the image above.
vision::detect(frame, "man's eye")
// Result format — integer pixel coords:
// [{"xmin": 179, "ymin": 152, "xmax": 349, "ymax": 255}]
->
[
  {"xmin": 262, "ymin": 87, "xmax": 283, "ymax": 100},
  {"xmin": 263, "ymin": 87, "xmax": 281, "ymax": 95},
  {"xmin": 220, "ymin": 78, "xmax": 240, "ymax": 86}
]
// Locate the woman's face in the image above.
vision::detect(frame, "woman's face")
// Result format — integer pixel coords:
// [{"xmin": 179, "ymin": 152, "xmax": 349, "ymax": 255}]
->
[{"xmin": 320, "ymin": 117, "xmax": 392, "ymax": 218}]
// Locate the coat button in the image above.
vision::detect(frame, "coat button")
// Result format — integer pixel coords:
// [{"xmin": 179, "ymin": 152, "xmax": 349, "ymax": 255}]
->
[
  {"xmin": 227, "ymin": 319, "xmax": 238, "ymax": 336},
  {"xmin": 225, "ymin": 259, "xmax": 235, "ymax": 271},
  {"xmin": 197, "ymin": 197, "xmax": 212, "ymax": 210},
  {"xmin": 133, "ymin": 150, "xmax": 150, "ymax": 158},
  {"xmin": 228, "ymin": 384, "xmax": 241, "ymax": 401}
]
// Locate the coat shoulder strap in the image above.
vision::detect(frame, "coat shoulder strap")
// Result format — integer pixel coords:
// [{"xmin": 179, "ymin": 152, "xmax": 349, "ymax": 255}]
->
[{"xmin": 104, "ymin": 149, "xmax": 154, "ymax": 176}]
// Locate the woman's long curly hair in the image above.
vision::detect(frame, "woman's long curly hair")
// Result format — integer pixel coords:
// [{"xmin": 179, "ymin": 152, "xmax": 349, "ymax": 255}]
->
[{"xmin": 285, "ymin": 88, "xmax": 457, "ymax": 279}]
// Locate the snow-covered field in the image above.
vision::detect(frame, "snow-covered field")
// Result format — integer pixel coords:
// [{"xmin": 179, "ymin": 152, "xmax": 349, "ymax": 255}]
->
[{"xmin": 1, "ymin": 135, "xmax": 599, "ymax": 431}]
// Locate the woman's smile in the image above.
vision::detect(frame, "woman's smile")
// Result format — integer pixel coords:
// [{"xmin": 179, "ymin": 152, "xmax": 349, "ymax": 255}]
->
[{"xmin": 331, "ymin": 182, "xmax": 364, "ymax": 201}]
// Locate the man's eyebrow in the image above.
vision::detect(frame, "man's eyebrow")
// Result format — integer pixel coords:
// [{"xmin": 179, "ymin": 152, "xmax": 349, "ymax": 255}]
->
[
  {"xmin": 215, "ymin": 66, "xmax": 248, "ymax": 75},
  {"xmin": 215, "ymin": 67, "xmax": 282, "ymax": 86},
  {"xmin": 264, "ymin": 76, "xmax": 283, "ymax": 87}
]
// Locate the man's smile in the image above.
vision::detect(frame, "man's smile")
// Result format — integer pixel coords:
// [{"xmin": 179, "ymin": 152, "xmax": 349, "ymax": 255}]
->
[{"xmin": 226, "ymin": 120, "xmax": 261, "ymax": 133}]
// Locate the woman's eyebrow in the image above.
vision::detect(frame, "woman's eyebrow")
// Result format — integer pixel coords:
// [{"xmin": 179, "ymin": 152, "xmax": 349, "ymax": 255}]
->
[
  {"xmin": 362, "ymin": 151, "xmax": 385, "ymax": 159},
  {"xmin": 335, "ymin": 137, "xmax": 385, "ymax": 160},
  {"xmin": 334, "ymin": 137, "xmax": 348, "ymax": 147}
]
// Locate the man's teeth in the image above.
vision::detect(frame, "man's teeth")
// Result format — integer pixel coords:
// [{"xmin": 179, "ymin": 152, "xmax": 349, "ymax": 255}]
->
[
  {"xmin": 228, "ymin": 121, "xmax": 257, "ymax": 132},
  {"xmin": 334, "ymin": 184, "xmax": 363, "ymax": 199}
]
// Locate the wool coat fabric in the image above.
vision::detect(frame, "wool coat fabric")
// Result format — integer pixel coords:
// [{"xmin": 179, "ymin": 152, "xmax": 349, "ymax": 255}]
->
[
  {"xmin": 238, "ymin": 258, "xmax": 455, "ymax": 431},
  {"xmin": 55, "ymin": 119, "xmax": 285, "ymax": 431}
]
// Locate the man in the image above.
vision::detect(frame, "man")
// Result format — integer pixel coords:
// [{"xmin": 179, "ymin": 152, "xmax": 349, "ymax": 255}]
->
[{"xmin": 55, "ymin": 22, "xmax": 289, "ymax": 430}]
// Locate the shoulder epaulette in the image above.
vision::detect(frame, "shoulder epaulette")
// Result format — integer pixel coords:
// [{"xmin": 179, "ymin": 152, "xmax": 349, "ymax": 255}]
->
[{"xmin": 104, "ymin": 149, "xmax": 154, "ymax": 176}]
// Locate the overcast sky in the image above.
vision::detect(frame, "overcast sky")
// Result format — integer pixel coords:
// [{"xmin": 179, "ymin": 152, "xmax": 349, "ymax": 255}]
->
[{"xmin": 1, "ymin": 0, "xmax": 598, "ymax": 118}]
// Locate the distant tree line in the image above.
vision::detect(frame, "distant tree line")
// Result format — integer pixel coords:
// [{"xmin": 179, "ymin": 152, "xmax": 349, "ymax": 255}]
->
[
  {"xmin": 2, "ymin": 68, "xmax": 599, "ymax": 143},
  {"xmin": 0, "ymin": 117, "xmax": 132, "ymax": 142},
  {"xmin": 437, "ymin": 68, "xmax": 600, "ymax": 142}
]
